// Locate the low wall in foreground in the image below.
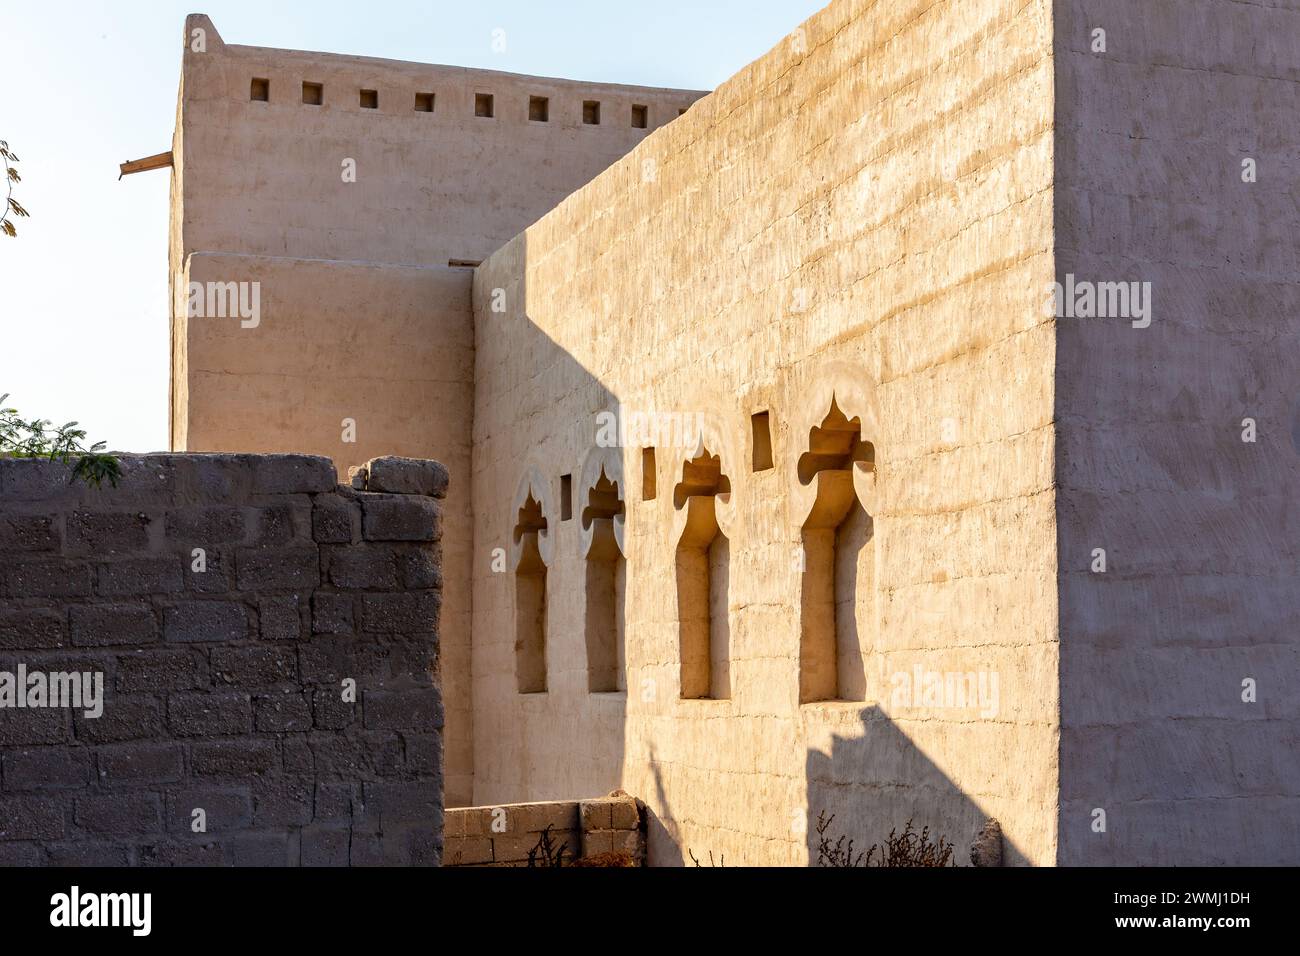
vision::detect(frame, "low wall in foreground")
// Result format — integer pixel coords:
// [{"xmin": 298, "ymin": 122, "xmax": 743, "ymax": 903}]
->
[
  {"xmin": 0, "ymin": 453, "xmax": 445, "ymax": 866},
  {"xmin": 444, "ymin": 792, "xmax": 645, "ymax": 866}
]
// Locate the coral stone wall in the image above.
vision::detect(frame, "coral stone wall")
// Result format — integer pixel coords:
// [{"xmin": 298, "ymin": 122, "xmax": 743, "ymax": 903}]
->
[
  {"xmin": 0, "ymin": 453, "xmax": 443, "ymax": 866},
  {"xmin": 1053, "ymin": 0, "xmax": 1300, "ymax": 864},
  {"xmin": 472, "ymin": 0, "xmax": 1060, "ymax": 865}
]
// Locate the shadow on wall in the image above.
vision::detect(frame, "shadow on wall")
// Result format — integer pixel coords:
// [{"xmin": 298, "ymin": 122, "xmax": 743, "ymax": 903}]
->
[
  {"xmin": 643, "ymin": 710, "xmax": 1020, "ymax": 867},
  {"xmin": 482, "ymin": 233, "xmax": 629, "ymax": 803},
  {"xmin": 646, "ymin": 745, "xmax": 685, "ymax": 867},
  {"xmin": 806, "ymin": 705, "xmax": 1026, "ymax": 867},
  {"xmin": 480, "ymin": 234, "xmax": 1023, "ymax": 866}
]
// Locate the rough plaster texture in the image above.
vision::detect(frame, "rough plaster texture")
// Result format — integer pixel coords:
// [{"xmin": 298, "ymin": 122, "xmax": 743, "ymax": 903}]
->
[
  {"xmin": 168, "ymin": 15, "xmax": 707, "ymax": 807},
  {"xmin": 472, "ymin": 0, "xmax": 1059, "ymax": 865},
  {"xmin": 0, "ymin": 454, "xmax": 443, "ymax": 865},
  {"xmin": 1052, "ymin": 0, "xmax": 1300, "ymax": 864},
  {"xmin": 162, "ymin": 0, "xmax": 1300, "ymax": 865}
]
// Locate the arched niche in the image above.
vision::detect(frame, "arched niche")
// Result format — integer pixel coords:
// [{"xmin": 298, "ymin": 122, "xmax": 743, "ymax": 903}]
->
[
  {"xmin": 671, "ymin": 445, "xmax": 733, "ymax": 700},
  {"xmin": 787, "ymin": 372, "xmax": 881, "ymax": 706},
  {"xmin": 577, "ymin": 448, "xmax": 628, "ymax": 693},
  {"xmin": 510, "ymin": 467, "xmax": 554, "ymax": 694}
]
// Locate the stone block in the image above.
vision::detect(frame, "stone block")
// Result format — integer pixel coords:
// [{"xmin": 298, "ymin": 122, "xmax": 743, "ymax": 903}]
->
[
  {"xmin": 164, "ymin": 505, "xmax": 245, "ymax": 543},
  {"xmin": 444, "ymin": 835, "xmax": 493, "ymax": 865},
  {"xmin": 163, "ymin": 601, "xmax": 248, "ymax": 643},
  {"xmin": 397, "ymin": 547, "xmax": 442, "ymax": 590},
  {"xmin": 610, "ymin": 797, "xmax": 640, "ymax": 830},
  {"xmin": 165, "ymin": 790, "xmax": 250, "ymax": 832},
  {"xmin": 251, "ymin": 778, "xmax": 314, "ymax": 827},
  {"xmin": 363, "ymin": 688, "xmax": 441, "ymax": 731},
  {"xmin": 250, "ymin": 455, "xmax": 337, "ymax": 494},
  {"xmin": 0, "ymin": 609, "xmax": 66, "ymax": 650},
  {"xmin": 361, "ymin": 496, "xmax": 441, "ymax": 542},
  {"xmin": 74, "ymin": 792, "xmax": 162, "ymax": 837},
  {"xmin": 313, "ymin": 781, "xmax": 358, "ymax": 821},
  {"xmin": 251, "ymin": 501, "xmax": 311, "ymax": 545},
  {"xmin": 46, "ymin": 842, "xmax": 132, "ymax": 866},
  {"xmin": 580, "ymin": 799, "xmax": 613, "ymax": 831},
  {"xmin": 363, "ymin": 457, "xmax": 450, "ymax": 499},
  {"xmin": 115, "ymin": 649, "xmax": 202, "ymax": 693},
  {"xmin": 231, "ymin": 832, "xmax": 291, "ymax": 866},
  {"xmin": 69, "ymin": 604, "xmax": 158, "ymax": 647},
  {"xmin": 7, "ymin": 560, "xmax": 93, "ymax": 598},
  {"xmin": 312, "ymin": 686, "xmax": 358, "ymax": 730},
  {"xmin": 259, "ymin": 595, "xmax": 304, "ymax": 641},
  {"xmin": 311, "ymin": 593, "xmax": 354, "ymax": 634},
  {"xmin": 66, "ymin": 510, "xmax": 151, "ymax": 554},
  {"xmin": 312, "ymin": 495, "xmax": 358, "ymax": 544},
  {"xmin": 96, "ymin": 743, "xmax": 185, "ymax": 785},
  {"xmin": 74, "ymin": 697, "xmax": 164, "ymax": 743},
  {"xmin": 167, "ymin": 692, "xmax": 252, "ymax": 736},
  {"xmin": 191, "ymin": 739, "xmax": 279, "ymax": 778},
  {"xmin": 96, "ymin": 557, "xmax": 182, "ymax": 596},
  {"xmin": 0, "ymin": 513, "xmax": 59, "ymax": 552},
  {"xmin": 254, "ymin": 692, "xmax": 313, "ymax": 732},
  {"xmin": 0, "ymin": 795, "xmax": 66, "ymax": 841},
  {"xmin": 327, "ymin": 545, "xmax": 397, "ymax": 590},
  {"xmin": 2, "ymin": 746, "xmax": 92, "ymax": 790},
  {"xmin": 361, "ymin": 780, "xmax": 438, "ymax": 823},
  {"xmin": 301, "ymin": 825, "xmax": 352, "ymax": 866},
  {"xmin": 359, "ymin": 591, "xmax": 440, "ymax": 634},
  {"xmin": 210, "ymin": 645, "xmax": 298, "ymax": 685},
  {"xmin": 236, "ymin": 547, "xmax": 319, "ymax": 590}
]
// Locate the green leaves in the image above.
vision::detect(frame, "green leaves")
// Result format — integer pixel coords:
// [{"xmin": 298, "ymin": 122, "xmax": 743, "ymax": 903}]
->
[
  {"xmin": 71, "ymin": 453, "xmax": 123, "ymax": 489},
  {"xmin": 0, "ymin": 393, "xmax": 121, "ymax": 488}
]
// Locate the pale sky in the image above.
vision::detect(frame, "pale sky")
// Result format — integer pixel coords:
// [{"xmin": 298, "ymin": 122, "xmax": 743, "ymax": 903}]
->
[{"xmin": 1, "ymin": 0, "xmax": 825, "ymax": 453}]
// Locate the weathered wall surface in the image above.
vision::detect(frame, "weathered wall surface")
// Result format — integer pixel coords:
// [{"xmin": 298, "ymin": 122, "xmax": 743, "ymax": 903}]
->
[
  {"xmin": 169, "ymin": 16, "xmax": 707, "ymax": 807},
  {"xmin": 172, "ymin": 16, "xmax": 706, "ymax": 268},
  {"xmin": 1053, "ymin": 0, "xmax": 1300, "ymax": 864},
  {"xmin": 473, "ymin": 0, "xmax": 1059, "ymax": 864},
  {"xmin": 0, "ymin": 454, "xmax": 443, "ymax": 866}
]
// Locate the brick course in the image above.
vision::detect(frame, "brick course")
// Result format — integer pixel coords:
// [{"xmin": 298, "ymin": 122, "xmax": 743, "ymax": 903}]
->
[
  {"xmin": 0, "ymin": 453, "xmax": 444, "ymax": 866},
  {"xmin": 443, "ymin": 794, "xmax": 644, "ymax": 866}
]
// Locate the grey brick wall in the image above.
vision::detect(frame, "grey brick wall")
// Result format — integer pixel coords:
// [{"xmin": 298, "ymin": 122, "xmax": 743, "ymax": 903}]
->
[{"xmin": 0, "ymin": 453, "xmax": 444, "ymax": 866}]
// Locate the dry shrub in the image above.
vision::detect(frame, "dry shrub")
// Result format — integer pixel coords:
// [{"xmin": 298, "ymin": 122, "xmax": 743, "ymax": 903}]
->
[
  {"xmin": 688, "ymin": 849, "xmax": 725, "ymax": 866},
  {"xmin": 569, "ymin": 851, "xmax": 636, "ymax": 867},
  {"xmin": 525, "ymin": 825, "xmax": 570, "ymax": 867},
  {"xmin": 815, "ymin": 811, "xmax": 955, "ymax": 867}
]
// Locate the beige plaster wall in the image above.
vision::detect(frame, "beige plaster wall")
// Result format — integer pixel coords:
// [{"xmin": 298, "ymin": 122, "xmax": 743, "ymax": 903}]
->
[
  {"xmin": 1053, "ymin": 0, "xmax": 1300, "ymax": 865},
  {"xmin": 170, "ymin": 16, "xmax": 708, "ymax": 807},
  {"xmin": 172, "ymin": 16, "xmax": 706, "ymax": 268},
  {"xmin": 472, "ymin": 0, "xmax": 1060, "ymax": 865}
]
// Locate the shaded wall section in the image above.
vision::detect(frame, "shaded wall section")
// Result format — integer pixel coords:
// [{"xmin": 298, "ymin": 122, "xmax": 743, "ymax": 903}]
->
[
  {"xmin": 0, "ymin": 454, "xmax": 443, "ymax": 866},
  {"xmin": 1053, "ymin": 0, "xmax": 1300, "ymax": 864},
  {"xmin": 472, "ymin": 0, "xmax": 1060, "ymax": 865},
  {"xmin": 175, "ymin": 253, "xmax": 475, "ymax": 807}
]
